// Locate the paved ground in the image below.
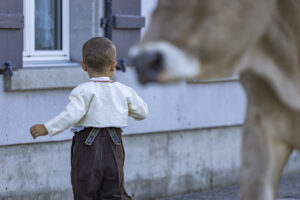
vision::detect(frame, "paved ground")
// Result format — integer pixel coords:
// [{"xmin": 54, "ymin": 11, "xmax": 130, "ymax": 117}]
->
[{"xmin": 159, "ymin": 173, "xmax": 300, "ymax": 200}]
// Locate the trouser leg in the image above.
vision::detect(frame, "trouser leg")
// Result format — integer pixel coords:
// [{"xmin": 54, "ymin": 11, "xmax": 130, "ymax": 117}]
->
[
  {"xmin": 71, "ymin": 136, "xmax": 103, "ymax": 200},
  {"xmin": 100, "ymin": 130, "xmax": 131, "ymax": 200},
  {"xmin": 71, "ymin": 128, "xmax": 132, "ymax": 200}
]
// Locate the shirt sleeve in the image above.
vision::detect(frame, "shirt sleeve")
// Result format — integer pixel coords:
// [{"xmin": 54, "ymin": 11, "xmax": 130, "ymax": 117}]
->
[
  {"xmin": 127, "ymin": 88, "xmax": 148, "ymax": 120},
  {"xmin": 44, "ymin": 87, "xmax": 91, "ymax": 136}
]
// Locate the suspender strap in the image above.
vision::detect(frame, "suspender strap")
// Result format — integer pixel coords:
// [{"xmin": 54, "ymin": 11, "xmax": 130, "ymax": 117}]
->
[
  {"xmin": 107, "ymin": 127, "xmax": 121, "ymax": 145},
  {"xmin": 85, "ymin": 128, "xmax": 100, "ymax": 146},
  {"xmin": 84, "ymin": 127, "xmax": 121, "ymax": 146}
]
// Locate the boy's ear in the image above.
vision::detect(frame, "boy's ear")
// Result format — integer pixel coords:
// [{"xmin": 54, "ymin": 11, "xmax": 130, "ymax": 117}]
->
[
  {"xmin": 81, "ymin": 61, "xmax": 88, "ymax": 71},
  {"xmin": 110, "ymin": 60, "xmax": 117, "ymax": 72}
]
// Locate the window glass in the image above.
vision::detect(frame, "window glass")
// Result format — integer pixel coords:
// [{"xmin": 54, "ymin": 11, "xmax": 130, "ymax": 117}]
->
[{"xmin": 35, "ymin": 0, "xmax": 62, "ymax": 50}]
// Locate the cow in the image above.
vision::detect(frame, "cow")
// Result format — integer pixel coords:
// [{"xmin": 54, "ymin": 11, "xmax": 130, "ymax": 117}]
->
[{"xmin": 129, "ymin": 0, "xmax": 300, "ymax": 200}]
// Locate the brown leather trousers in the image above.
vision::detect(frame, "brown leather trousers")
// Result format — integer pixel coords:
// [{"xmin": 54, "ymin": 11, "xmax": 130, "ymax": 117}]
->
[{"xmin": 71, "ymin": 127, "xmax": 132, "ymax": 200}]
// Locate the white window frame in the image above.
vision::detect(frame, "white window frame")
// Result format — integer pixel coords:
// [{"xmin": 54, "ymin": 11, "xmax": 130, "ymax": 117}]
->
[{"xmin": 23, "ymin": 0, "xmax": 70, "ymax": 63}]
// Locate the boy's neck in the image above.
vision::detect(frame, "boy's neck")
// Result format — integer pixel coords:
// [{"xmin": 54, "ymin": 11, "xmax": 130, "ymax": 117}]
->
[{"xmin": 88, "ymin": 72, "xmax": 112, "ymax": 78}]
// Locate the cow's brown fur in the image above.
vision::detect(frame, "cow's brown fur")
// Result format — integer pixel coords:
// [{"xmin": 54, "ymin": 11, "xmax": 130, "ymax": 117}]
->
[
  {"xmin": 137, "ymin": 0, "xmax": 300, "ymax": 199},
  {"xmin": 143, "ymin": 0, "xmax": 300, "ymax": 110}
]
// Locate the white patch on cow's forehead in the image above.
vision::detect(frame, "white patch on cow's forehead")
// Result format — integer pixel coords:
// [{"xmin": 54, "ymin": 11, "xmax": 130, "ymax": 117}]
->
[
  {"xmin": 129, "ymin": 41, "xmax": 201, "ymax": 79},
  {"xmin": 128, "ymin": 45, "xmax": 141, "ymax": 58}
]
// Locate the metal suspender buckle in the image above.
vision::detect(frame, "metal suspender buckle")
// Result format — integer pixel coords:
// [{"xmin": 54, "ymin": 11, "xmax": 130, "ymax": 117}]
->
[{"xmin": 85, "ymin": 128, "xmax": 100, "ymax": 146}]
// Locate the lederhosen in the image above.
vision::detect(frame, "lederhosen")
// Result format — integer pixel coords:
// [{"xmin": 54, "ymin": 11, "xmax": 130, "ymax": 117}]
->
[{"xmin": 71, "ymin": 127, "xmax": 132, "ymax": 200}]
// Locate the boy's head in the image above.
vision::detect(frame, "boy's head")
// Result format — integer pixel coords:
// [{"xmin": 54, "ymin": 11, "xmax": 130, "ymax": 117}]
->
[{"xmin": 82, "ymin": 37, "xmax": 116, "ymax": 75}]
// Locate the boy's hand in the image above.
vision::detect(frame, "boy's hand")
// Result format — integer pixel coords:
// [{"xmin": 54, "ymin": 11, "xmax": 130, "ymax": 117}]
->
[{"xmin": 30, "ymin": 124, "xmax": 48, "ymax": 139}]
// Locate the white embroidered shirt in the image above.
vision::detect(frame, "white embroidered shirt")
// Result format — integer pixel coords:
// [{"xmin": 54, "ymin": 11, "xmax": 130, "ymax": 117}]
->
[{"xmin": 44, "ymin": 77, "xmax": 148, "ymax": 136}]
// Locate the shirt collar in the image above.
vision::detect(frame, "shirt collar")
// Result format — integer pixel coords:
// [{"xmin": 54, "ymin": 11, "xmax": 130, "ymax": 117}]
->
[{"xmin": 90, "ymin": 77, "xmax": 111, "ymax": 82}]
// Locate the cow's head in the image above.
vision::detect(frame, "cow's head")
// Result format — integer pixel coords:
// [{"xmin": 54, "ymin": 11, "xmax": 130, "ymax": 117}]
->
[{"xmin": 129, "ymin": 0, "xmax": 276, "ymax": 84}]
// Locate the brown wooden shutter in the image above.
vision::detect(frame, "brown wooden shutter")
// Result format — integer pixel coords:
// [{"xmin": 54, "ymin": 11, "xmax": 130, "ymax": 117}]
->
[
  {"xmin": 101, "ymin": 0, "xmax": 145, "ymax": 72},
  {"xmin": 0, "ymin": 0, "xmax": 23, "ymax": 74}
]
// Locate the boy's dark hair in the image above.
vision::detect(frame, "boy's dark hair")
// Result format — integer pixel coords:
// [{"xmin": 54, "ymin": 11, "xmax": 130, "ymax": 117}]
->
[{"xmin": 82, "ymin": 37, "xmax": 116, "ymax": 73}]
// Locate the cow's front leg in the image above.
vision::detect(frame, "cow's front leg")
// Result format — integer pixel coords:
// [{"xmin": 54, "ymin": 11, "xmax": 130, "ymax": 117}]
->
[{"xmin": 239, "ymin": 106, "xmax": 293, "ymax": 200}]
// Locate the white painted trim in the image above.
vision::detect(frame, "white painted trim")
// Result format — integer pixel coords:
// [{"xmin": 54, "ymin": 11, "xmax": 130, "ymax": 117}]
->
[
  {"xmin": 23, "ymin": 0, "xmax": 31, "ymax": 57},
  {"xmin": 27, "ymin": 51, "xmax": 68, "ymax": 56},
  {"xmin": 23, "ymin": 0, "xmax": 70, "ymax": 64},
  {"xmin": 23, "ymin": 61, "xmax": 79, "ymax": 68},
  {"xmin": 5, "ymin": 63, "xmax": 88, "ymax": 91},
  {"xmin": 63, "ymin": 0, "xmax": 70, "ymax": 60},
  {"xmin": 23, "ymin": 56, "xmax": 70, "ymax": 62}
]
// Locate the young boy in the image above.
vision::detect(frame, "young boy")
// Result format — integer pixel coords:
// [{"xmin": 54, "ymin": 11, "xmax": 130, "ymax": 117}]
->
[{"xmin": 30, "ymin": 37, "xmax": 148, "ymax": 200}]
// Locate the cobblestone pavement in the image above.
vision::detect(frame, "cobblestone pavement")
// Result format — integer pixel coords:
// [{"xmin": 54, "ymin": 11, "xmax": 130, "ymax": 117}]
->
[{"xmin": 159, "ymin": 173, "xmax": 300, "ymax": 200}]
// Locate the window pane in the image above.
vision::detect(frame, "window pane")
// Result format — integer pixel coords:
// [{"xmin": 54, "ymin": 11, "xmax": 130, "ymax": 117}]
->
[{"xmin": 35, "ymin": 0, "xmax": 62, "ymax": 50}]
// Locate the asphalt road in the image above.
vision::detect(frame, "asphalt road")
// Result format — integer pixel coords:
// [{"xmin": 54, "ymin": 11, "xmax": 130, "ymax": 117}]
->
[{"xmin": 159, "ymin": 173, "xmax": 300, "ymax": 200}]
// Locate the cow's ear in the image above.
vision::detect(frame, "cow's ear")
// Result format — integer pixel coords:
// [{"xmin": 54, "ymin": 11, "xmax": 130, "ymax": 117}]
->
[
  {"xmin": 0, "ymin": 0, "xmax": 24, "ymax": 73},
  {"xmin": 101, "ymin": 0, "xmax": 145, "ymax": 72}
]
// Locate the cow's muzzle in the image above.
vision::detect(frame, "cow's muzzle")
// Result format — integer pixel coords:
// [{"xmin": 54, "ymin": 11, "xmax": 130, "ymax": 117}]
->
[
  {"xmin": 130, "ymin": 51, "xmax": 164, "ymax": 84},
  {"xmin": 129, "ymin": 42, "xmax": 201, "ymax": 84}
]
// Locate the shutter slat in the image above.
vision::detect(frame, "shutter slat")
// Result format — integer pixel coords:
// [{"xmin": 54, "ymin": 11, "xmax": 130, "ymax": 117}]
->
[
  {"xmin": 0, "ymin": 15, "xmax": 24, "ymax": 29},
  {"xmin": 0, "ymin": 0, "xmax": 23, "ymax": 70},
  {"xmin": 102, "ymin": 0, "xmax": 143, "ymax": 68},
  {"xmin": 113, "ymin": 14, "xmax": 145, "ymax": 29}
]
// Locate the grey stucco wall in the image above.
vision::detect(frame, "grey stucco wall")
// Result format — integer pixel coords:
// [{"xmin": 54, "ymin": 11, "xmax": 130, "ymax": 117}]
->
[
  {"xmin": 1, "ymin": 127, "xmax": 300, "ymax": 200},
  {"xmin": 0, "ymin": 67, "xmax": 247, "ymax": 145},
  {"xmin": 1, "ymin": 0, "xmax": 247, "ymax": 146},
  {"xmin": 0, "ymin": 127, "xmax": 242, "ymax": 199}
]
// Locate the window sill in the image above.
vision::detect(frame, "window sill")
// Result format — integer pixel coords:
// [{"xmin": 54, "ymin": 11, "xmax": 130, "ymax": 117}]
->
[
  {"xmin": 4, "ymin": 62, "xmax": 89, "ymax": 91},
  {"xmin": 187, "ymin": 75, "xmax": 240, "ymax": 84}
]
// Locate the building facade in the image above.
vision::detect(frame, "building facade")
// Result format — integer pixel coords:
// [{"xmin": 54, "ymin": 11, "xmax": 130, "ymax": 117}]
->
[{"xmin": 0, "ymin": 0, "xmax": 299, "ymax": 199}]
